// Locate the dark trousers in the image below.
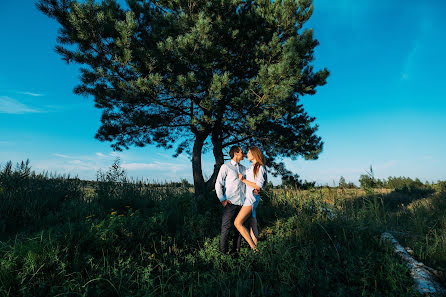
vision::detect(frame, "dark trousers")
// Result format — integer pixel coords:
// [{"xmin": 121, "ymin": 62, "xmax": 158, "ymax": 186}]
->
[{"xmin": 219, "ymin": 204, "xmax": 242, "ymax": 254}]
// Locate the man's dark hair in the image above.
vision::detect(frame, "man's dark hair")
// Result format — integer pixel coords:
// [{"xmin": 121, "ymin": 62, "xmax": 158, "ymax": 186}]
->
[{"xmin": 229, "ymin": 146, "xmax": 241, "ymax": 159}]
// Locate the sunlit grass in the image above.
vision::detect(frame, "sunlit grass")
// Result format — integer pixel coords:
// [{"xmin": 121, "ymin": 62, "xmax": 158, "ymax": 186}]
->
[{"xmin": 1, "ymin": 160, "xmax": 444, "ymax": 296}]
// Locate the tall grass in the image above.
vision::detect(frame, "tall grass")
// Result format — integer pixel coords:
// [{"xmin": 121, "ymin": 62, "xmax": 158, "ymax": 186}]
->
[{"xmin": 1, "ymin": 160, "xmax": 444, "ymax": 296}]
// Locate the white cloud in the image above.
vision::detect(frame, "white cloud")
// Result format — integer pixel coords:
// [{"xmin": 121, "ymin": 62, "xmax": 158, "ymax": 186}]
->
[
  {"xmin": 53, "ymin": 153, "xmax": 74, "ymax": 158},
  {"xmin": 122, "ymin": 161, "xmax": 188, "ymax": 172},
  {"xmin": 157, "ymin": 152, "xmax": 191, "ymax": 161},
  {"xmin": 68, "ymin": 159, "xmax": 100, "ymax": 170},
  {"xmin": 401, "ymin": 7, "xmax": 434, "ymax": 80},
  {"xmin": 0, "ymin": 141, "xmax": 14, "ymax": 145},
  {"xmin": 109, "ymin": 151, "xmax": 127, "ymax": 158},
  {"xmin": 34, "ymin": 159, "xmax": 102, "ymax": 177},
  {"xmin": 18, "ymin": 91, "xmax": 44, "ymax": 97},
  {"xmin": 35, "ymin": 151, "xmax": 192, "ymax": 181},
  {"xmin": 35, "ymin": 153, "xmax": 111, "ymax": 179},
  {"xmin": 401, "ymin": 41, "xmax": 420, "ymax": 80},
  {"xmin": 0, "ymin": 96, "xmax": 42, "ymax": 114},
  {"xmin": 121, "ymin": 162, "xmax": 160, "ymax": 170}
]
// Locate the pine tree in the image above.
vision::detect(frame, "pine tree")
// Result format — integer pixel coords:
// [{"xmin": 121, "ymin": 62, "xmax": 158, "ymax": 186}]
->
[{"xmin": 37, "ymin": 0, "xmax": 329, "ymax": 205}]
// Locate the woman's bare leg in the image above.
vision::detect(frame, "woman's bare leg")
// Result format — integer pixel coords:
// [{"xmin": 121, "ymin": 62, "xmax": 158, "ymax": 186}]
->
[
  {"xmin": 249, "ymin": 217, "xmax": 259, "ymax": 246},
  {"xmin": 234, "ymin": 206, "xmax": 257, "ymax": 250}
]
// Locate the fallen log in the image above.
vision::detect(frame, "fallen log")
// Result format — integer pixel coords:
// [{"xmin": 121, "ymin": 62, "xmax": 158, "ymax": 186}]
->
[{"xmin": 381, "ymin": 232, "xmax": 445, "ymax": 296}]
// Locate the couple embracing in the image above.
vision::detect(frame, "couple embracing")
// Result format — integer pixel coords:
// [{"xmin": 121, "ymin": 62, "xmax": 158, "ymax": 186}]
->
[{"xmin": 215, "ymin": 145, "xmax": 267, "ymax": 254}]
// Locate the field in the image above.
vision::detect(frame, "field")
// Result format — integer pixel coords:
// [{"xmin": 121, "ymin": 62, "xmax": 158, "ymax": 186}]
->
[{"xmin": 1, "ymin": 161, "xmax": 445, "ymax": 296}]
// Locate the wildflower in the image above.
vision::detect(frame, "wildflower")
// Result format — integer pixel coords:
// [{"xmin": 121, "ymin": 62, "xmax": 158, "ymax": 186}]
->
[
  {"xmin": 111, "ymin": 211, "xmax": 117, "ymax": 215},
  {"xmin": 149, "ymin": 253, "xmax": 155, "ymax": 260},
  {"xmin": 118, "ymin": 214, "xmax": 124, "ymax": 217}
]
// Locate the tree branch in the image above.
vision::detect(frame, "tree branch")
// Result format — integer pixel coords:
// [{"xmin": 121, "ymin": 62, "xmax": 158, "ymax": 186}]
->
[{"xmin": 222, "ymin": 135, "xmax": 253, "ymax": 148}]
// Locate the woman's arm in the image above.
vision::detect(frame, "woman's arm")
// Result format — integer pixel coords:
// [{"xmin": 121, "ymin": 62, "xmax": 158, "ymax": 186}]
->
[{"xmin": 238, "ymin": 173, "xmax": 260, "ymax": 190}]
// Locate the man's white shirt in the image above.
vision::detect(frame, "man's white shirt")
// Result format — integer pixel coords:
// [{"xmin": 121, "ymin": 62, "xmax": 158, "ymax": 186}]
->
[{"xmin": 215, "ymin": 160, "xmax": 247, "ymax": 206}]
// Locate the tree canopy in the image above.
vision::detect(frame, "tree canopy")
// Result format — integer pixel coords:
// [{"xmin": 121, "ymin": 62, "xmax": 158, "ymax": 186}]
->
[{"xmin": 38, "ymin": 0, "xmax": 329, "ymax": 201}]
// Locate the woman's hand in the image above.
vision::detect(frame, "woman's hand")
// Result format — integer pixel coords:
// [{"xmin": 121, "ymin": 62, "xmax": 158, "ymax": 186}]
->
[{"xmin": 238, "ymin": 173, "xmax": 245, "ymax": 181}]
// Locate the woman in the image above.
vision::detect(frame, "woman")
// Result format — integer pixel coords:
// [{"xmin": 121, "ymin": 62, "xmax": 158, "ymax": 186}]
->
[{"xmin": 234, "ymin": 146, "xmax": 267, "ymax": 251}]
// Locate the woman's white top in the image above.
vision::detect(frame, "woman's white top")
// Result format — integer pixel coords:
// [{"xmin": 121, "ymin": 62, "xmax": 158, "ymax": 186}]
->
[{"xmin": 243, "ymin": 164, "xmax": 267, "ymax": 206}]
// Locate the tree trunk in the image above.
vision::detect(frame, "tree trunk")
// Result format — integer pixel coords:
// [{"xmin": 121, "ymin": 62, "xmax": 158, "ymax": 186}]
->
[
  {"xmin": 205, "ymin": 130, "xmax": 225, "ymax": 193},
  {"xmin": 191, "ymin": 133, "xmax": 207, "ymax": 210},
  {"xmin": 191, "ymin": 130, "xmax": 225, "ymax": 213}
]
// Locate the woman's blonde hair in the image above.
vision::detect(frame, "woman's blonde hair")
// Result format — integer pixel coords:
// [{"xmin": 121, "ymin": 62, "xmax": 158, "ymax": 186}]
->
[{"xmin": 249, "ymin": 146, "xmax": 265, "ymax": 179}]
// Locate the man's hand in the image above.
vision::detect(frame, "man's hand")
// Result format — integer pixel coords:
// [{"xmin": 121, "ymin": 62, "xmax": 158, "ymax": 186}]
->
[
  {"xmin": 238, "ymin": 173, "xmax": 244, "ymax": 181},
  {"xmin": 221, "ymin": 200, "xmax": 232, "ymax": 207},
  {"xmin": 253, "ymin": 189, "xmax": 260, "ymax": 195}
]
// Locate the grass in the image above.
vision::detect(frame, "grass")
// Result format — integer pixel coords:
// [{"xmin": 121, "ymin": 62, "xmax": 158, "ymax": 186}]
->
[{"xmin": 0, "ymin": 160, "xmax": 445, "ymax": 296}]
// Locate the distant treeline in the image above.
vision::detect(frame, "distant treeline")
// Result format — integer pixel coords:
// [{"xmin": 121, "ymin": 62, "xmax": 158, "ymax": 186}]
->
[
  {"xmin": 1, "ymin": 159, "xmax": 444, "ymax": 193},
  {"xmin": 277, "ymin": 170, "xmax": 446, "ymax": 192},
  {"xmin": 355, "ymin": 170, "xmax": 446, "ymax": 192}
]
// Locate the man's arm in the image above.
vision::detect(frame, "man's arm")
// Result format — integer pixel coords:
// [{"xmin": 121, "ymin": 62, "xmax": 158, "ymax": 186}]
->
[{"xmin": 215, "ymin": 165, "xmax": 227, "ymax": 204}]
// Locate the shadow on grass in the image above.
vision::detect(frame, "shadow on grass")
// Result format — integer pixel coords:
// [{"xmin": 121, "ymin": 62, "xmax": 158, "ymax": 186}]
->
[
  {"xmin": 0, "ymin": 168, "xmax": 440, "ymax": 296},
  {"xmin": 0, "ymin": 192, "xmax": 420, "ymax": 297}
]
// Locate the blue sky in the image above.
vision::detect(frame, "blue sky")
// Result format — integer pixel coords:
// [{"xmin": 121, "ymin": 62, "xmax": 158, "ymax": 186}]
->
[{"xmin": 0, "ymin": 0, "xmax": 445, "ymax": 185}]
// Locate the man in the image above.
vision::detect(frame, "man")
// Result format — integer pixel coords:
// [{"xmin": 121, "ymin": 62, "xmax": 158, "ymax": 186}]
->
[{"xmin": 215, "ymin": 146, "xmax": 246, "ymax": 254}]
